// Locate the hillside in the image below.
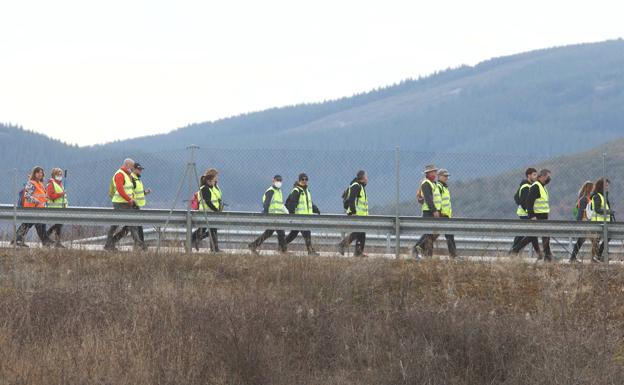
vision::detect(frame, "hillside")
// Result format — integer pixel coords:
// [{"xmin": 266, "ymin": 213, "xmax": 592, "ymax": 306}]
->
[
  {"xmin": 389, "ymin": 138, "xmax": 624, "ymax": 220},
  {"xmin": 2, "ymin": 40, "xmax": 624, "ymax": 211},
  {"xmin": 102, "ymin": 39, "xmax": 624, "ymax": 157}
]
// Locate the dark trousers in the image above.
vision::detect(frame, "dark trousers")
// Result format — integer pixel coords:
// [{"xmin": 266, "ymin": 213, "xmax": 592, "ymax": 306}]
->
[
  {"xmin": 511, "ymin": 214, "xmax": 551, "ymax": 257},
  {"xmin": 339, "ymin": 232, "xmax": 366, "ymax": 256},
  {"xmin": 192, "ymin": 228, "xmax": 219, "ymax": 251},
  {"xmin": 250, "ymin": 230, "xmax": 286, "ymax": 251},
  {"xmin": 569, "ymin": 237, "xmax": 606, "ymax": 260},
  {"xmin": 511, "ymin": 216, "xmax": 540, "ymax": 253},
  {"xmin": 413, "ymin": 211, "xmax": 457, "ymax": 257},
  {"xmin": 594, "ymin": 238, "xmax": 610, "ymax": 260},
  {"xmin": 105, "ymin": 202, "xmax": 144, "ymax": 250},
  {"xmin": 285, "ymin": 230, "xmax": 314, "ymax": 251},
  {"xmin": 16, "ymin": 223, "xmax": 49, "ymax": 244},
  {"xmin": 46, "ymin": 224, "xmax": 63, "ymax": 245}
]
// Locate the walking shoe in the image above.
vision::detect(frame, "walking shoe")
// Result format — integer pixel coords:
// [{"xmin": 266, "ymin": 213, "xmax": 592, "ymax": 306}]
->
[
  {"xmin": 412, "ymin": 245, "xmax": 424, "ymax": 259},
  {"xmin": 354, "ymin": 253, "xmax": 369, "ymax": 258},
  {"xmin": 337, "ymin": 242, "xmax": 345, "ymax": 256},
  {"xmin": 54, "ymin": 243, "xmax": 66, "ymax": 249},
  {"xmin": 248, "ymin": 243, "xmax": 259, "ymax": 256},
  {"xmin": 591, "ymin": 256, "xmax": 603, "ymax": 263},
  {"xmin": 308, "ymin": 249, "xmax": 320, "ymax": 257},
  {"xmin": 103, "ymin": 244, "xmax": 118, "ymax": 252},
  {"xmin": 12, "ymin": 241, "xmax": 28, "ymax": 248},
  {"xmin": 543, "ymin": 254, "xmax": 553, "ymax": 262}
]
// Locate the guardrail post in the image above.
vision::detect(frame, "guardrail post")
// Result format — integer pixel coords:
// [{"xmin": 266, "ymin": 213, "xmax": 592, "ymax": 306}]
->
[
  {"xmin": 395, "ymin": 146, "xmax": 401, "ymax": 259},
  {"xmin": 186, "ymin": 210, "xmax": 192, "ymax": 254}
]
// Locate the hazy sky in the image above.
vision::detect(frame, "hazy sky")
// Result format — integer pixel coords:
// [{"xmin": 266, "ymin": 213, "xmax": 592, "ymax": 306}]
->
[{"xmin": 1, "ymin": 0, "xmax": 623, "ymax": 146}]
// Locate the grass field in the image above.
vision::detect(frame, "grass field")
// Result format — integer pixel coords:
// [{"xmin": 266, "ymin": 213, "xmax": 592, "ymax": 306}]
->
[{"xmin": 1, "ymin": 249, "xmax": 623, "ymax": 384}]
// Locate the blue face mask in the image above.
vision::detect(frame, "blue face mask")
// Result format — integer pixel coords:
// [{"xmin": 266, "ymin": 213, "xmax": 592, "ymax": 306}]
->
[{"xmin": 55, "ymin": 176, "xmax": 63, "ymax": 182}]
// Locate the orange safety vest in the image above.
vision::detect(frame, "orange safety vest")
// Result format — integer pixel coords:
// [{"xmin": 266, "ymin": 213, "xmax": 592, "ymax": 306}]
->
[{"xmin": 23, "ymin": 180, "xmax": 47, "ymax": 208}]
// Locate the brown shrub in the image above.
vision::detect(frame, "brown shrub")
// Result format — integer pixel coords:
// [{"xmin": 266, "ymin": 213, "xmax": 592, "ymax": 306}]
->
[{"xmin": 0, "ymin": 249, "xmax": 623, "ymax": 384}]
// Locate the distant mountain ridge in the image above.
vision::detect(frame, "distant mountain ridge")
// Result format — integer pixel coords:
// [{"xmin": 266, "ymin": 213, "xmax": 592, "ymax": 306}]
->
[
  {"xmin": 2, "ymin": 39, "xmax": 624, "ymax": 212},
  {"xmin": 99, "ymin": 39, "xmax": 624, "ymax": 157}
]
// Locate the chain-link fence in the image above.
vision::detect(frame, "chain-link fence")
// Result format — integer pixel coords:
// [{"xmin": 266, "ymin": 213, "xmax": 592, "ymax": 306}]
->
[{"xmin": 0, "ymin": 145, "xmax": 618, "ymax": 254}]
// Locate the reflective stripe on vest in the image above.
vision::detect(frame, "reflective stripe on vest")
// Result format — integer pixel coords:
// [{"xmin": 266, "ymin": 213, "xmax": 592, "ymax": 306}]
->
[
  {"xmin": 516, "ymin": 183, "xmax": 531, "ymax": 217},
  {"xmin": 263, "ymin": 186, "xmax": 285, "ymax": 214},
  {"xmin": 132, "ymin": 173, "xmax": 146, "ymax": 207},
  {"xmin": 111, "ymin": 169, "xmax": 134, "ymax": 203},
  {"xmin": 198, "ymin": 185, "xmax": 222, "ymax": 212},
  {"xmin": 23, "ymin": 181, "xmax": 47, "ymax": 208},
  {"xmin": 533, "ymin": 181, "xmax": 550, "ymax": 214},
  {"xmin": 293, "ymin": 186, "xmax": 313, "ymax": 215},
  {"xmin": 421, "ymin": 179, "xmax": 442, "ymax": 212},
  {"xmin": 591, "ymin": 193, "xmax": 611, "ymax": 222},
  {"xmin": 438, "ymin": 182, "xmax": 452, "ymax": 218},
  {"xmin": 47, "ymin": 180, "xmax": 67, "ymax": 208}
]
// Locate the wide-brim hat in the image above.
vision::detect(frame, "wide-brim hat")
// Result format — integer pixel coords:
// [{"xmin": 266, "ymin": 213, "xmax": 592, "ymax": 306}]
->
[
  {"xmin": 437, "ymin": 168, "xmax": 450, "ymax": 176},
  {"xmin": 423, "ymin": 164, "xmax": 438, "ymax": 174}
]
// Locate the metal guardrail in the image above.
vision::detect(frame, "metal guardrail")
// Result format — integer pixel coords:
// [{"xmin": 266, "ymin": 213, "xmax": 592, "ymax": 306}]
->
[
  {"xmin": 0, "ymin": 205, "xmax": 621, "ymax": 259},
  {"xmin": 72, "ymin": 228, "xmax": 622, "ymax": 259}
]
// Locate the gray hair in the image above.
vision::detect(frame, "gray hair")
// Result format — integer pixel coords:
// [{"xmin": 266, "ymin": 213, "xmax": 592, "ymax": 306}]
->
[
  {"xmin": 538, "ymin": 169, "xmax": 551, "ymax": 177},
  {"xmin": 123, "ymin": 158, "xmax": 135, "ymax": 168}
]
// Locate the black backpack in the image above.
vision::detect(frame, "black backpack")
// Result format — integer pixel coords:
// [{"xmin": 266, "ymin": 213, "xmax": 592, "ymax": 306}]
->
[
  {"xmin": 513, "ymin": 187, "xmax": 521, "ymax": 205},
  {"xmin": 341, "ymin": 185, "xmax": 352, "ymax": 210}
]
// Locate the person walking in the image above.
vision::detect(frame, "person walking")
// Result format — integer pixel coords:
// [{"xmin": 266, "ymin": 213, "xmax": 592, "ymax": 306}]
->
[
  {"xmin": 338, "ymin": 170, "xmax": 369, "ymax": 257},
  {"xmin": 511, "ymin": 169, "xmax": 553, "ymax": 261},
  {"xmin": 412, "ymin": 165, "xmax": 442, "ymax": 258},
  {"xmin": 111, "ymin": 162, "xmax": 150, "ymax": 251},
  {"xmin": 569, "ymin": 181, "xmax": 594, "ymax": 262},
  {"xmin": 192, "ymin": 168, "xmax": 222, "ymax": 252},
  {"xmin": 45, "ymin": 167, "xmax": 68, "ymax": 248},
  {"xmin": 589, "ymin": 177, "xmax": 612, "ymax": 263},
  {"xmin": 435, "ymin": 169, "xmax": 458, "ymax": 259},
  {"xmin": 284, "ymin": 173, "xmax": 321, "ymax": 256},
  {"xmin": 510, "ymin": 168, "xmax": 541, "ymax": 255},
  {"xmin": 248, "ymin": 175, "xmax": 288, "ymax": 255},
  {"xmin": 104, "ymin": 158, "xmax": 145, "ymax": 252},
  {"xmin": 14, "ymin": 166, "xmax": 51, "ymax": 247}
]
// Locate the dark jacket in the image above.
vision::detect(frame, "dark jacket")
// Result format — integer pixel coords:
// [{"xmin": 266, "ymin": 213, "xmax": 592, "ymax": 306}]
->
[
  {"xmin": 421, "ymin": 178, "xmax": 437, "ymax": 213},
  {"xmin": 201, "ymin": 184, "xmax": 220, "ymax": 212},
  {"xmin": 516, "ymin": 179, "xmax": 531, "ymax": 211},
  {"xmin": 591, "ymin": 192, "xmax": 611, "ymax": 215},
  {"xmin": 285, "ymin": 183, "xmax": 320, "ymax": 214},
  {"xmin": 262, "ymin": 187, "xmax": 276, "ymax": 214},
  {"xmin": 346, "ymin": 178, "xmax": 365, "ymax": 215},
  {"xmin": 526, "ymin": 182, "xmax": 548, "ymax": 218}
]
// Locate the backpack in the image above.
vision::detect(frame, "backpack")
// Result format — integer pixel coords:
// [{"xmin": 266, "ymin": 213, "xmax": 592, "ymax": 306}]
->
[
  {"xmin": 16, "ymin": 183, "xmax": 26, "ymax": 207},
  {"xmin": 416, "ymin": 186, "xmax": 424, "ymax": 205},
  {"xmin": 513, "ymin": 187, "xmax": 521, "ymax": 205},
  {"xmin": 190, "ymin": 192, "xmax": 199, "ymax": 210},
  {"xmin": 342, "ymin": 185, "xmax": 352, "ymax": 210}
]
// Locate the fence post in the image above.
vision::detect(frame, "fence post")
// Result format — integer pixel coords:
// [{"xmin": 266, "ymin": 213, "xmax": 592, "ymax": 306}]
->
[
  {"xmin": 603, "ymin": 152, "xmax": 609, "ymax": 264},
  {"xmin": 12, "ymin": 168, "xmax": 18, "ymax": 248},
  {"xmin": 185, "ymin": 145, "xmax": 198, "ymax": 254},
  {"xmin": 395, "ymin": 147, "xmax": 400, "ymax": 259}
]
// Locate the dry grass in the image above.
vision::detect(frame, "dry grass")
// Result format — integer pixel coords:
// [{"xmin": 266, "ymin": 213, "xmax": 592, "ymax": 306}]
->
[{"xmin": 0, "ymin": 249, "xmax": 624, "ymax": 384}]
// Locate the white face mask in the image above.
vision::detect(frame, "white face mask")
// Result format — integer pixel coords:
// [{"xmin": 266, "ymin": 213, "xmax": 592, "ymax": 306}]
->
[
  {"xmin": 55, "ymin": 176, "xmax": 63, "ymax": 182},
  {"xmin": 274, "ymin": 181, "xmax": 282, "ymax": 189}
]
